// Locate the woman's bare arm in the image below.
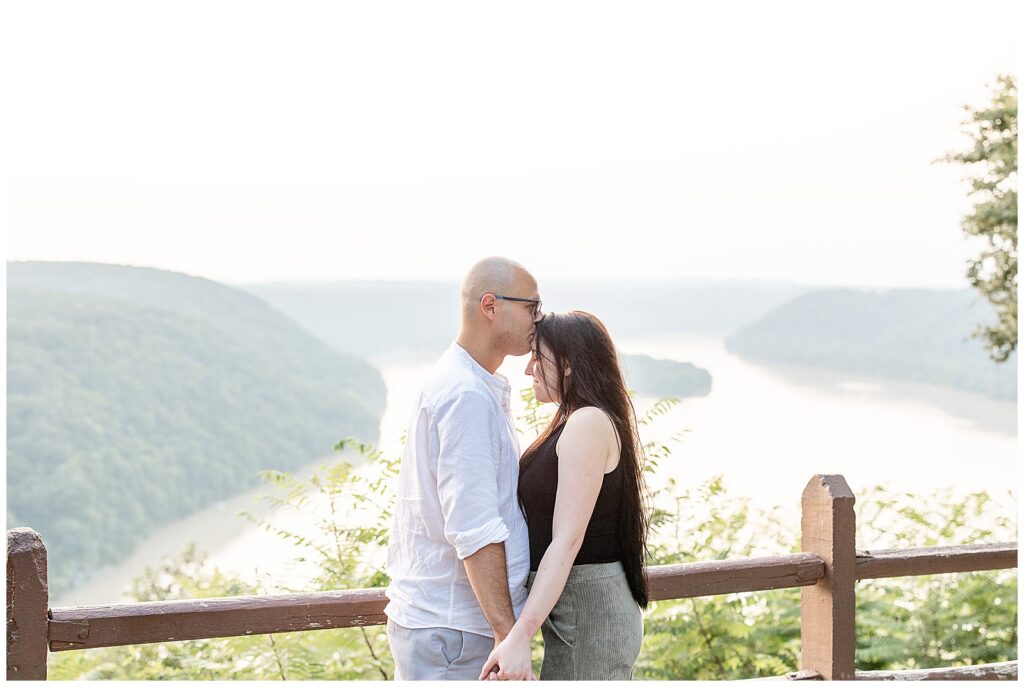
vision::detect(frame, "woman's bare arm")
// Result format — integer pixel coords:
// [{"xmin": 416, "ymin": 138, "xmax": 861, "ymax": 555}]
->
[
  {"xmin": 479, "ymin": 407, "xmax": 617, "ymax": 679},
  {"xmin": 514, "ymin": 407, "xmax": 617, "ymax": 635}
]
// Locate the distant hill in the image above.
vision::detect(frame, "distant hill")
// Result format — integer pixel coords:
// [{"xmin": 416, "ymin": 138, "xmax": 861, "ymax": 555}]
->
[
  {"xmin": 7, "ymin": 262, "xmax": 387, "ymax": 596},
  {"xmin": 621, "ymin": 354, "xmax": 712, "ymax": 397},
  {"xmin": 242, "ymin": 279, "xmax": 807, "ymax": 357},
  {"xmin": 725, "ymin": 288, "xmax": 1016, "ymax": 400},
  {"xmin": 244, "ymin": 281, "xmax": 460, "ymax": 357}
]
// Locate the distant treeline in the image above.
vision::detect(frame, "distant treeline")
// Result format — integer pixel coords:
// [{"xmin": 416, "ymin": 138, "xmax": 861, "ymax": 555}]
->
[
  {"xmin": 245, "ymin": 279, "xmax": 1016, "ymax": 400},
  {"xmin": 7, "ymin": 262, "xmax": 386, "ymax": 596},
  {"xmin": 242, "ymin": 279, "xmax": 807, "ymax": 358},
  {"xmin": 725, "ymin": 289, "xmax": 1017, "ymax": 400}
]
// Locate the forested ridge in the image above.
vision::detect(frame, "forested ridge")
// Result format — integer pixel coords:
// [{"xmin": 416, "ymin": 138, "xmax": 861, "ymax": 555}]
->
[
  {"xmin": 7, "ymin": 262, "xmax": 386, "ymax": 596},
  {"xmin": 725, "ymin": 288, "xmax": 1017, "ymax": 400}
]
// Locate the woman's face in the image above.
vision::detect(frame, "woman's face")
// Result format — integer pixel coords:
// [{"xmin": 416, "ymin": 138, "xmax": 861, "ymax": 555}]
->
[{"xmin": 525, "ymin": 340, "xmax": 562, "ymax": 404}]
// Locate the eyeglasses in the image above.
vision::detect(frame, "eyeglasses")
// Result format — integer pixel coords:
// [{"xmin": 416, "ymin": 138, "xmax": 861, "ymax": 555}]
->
[{"xmin": 490, "ymin": 294, "xmax": 543, "ymax": 318}]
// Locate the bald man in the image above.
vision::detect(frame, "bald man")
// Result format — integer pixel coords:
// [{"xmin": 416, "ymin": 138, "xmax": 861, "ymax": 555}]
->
[{"xmin": 384, "ymin": 257, "xmax": 543, "ymax": 680}]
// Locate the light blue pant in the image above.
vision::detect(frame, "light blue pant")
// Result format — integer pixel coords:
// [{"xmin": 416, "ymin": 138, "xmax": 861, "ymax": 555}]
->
[{"xmin": 387, "ymin": 618, "xmax": 493, "ymax": 680}]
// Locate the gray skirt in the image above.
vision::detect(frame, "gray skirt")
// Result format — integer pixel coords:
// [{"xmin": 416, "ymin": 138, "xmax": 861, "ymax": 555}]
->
[{"xmin": 527, "ymin": 560, "xmax": 644, "ymax": 680}]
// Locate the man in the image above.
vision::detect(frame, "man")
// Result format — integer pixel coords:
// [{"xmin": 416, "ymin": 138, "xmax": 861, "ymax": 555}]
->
[{"xmin": 384, "ymin": 257, "xmax": 543, "ymax": 680}]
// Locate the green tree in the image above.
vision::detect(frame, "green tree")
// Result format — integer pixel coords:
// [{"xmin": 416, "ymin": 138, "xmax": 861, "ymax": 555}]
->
[
  {"xmin": 48, "ymin": 440, "xmax": 400, "ymax": 681},
  {"xmin": 943, "ymin": 74, "xmax": 1018, "ymax": 362}
]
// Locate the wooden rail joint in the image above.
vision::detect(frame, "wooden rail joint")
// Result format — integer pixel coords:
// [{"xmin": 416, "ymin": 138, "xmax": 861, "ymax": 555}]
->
[{"xmin": 48, "ymin": 618, "xmax": 91, "ymax": 645}]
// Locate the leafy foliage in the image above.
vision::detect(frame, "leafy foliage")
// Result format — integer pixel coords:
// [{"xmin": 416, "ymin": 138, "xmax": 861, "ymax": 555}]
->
[
  {"xmin": 637, "ymin": 475, "xmax": 802, "ymax": 679},
  {"xmin": 854, "ymin": 486, "xmax": 1017, "ymax": 670},
  {"xmin": 942, "ymin": 75, "xmax": 1018, "ymax": 362},
  {"xmin": 635, "ymin": 474, "xmax": 1016, "ymax": 680},
  {"xmin": 49, "ymin": 441, "xmax": 399, "ymax": 681}
]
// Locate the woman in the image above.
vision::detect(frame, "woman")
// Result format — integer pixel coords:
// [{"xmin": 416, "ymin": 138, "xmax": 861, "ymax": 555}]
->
[{"xmin": 479, "ymin": 311, "xmax": 650, "ymax": 681}]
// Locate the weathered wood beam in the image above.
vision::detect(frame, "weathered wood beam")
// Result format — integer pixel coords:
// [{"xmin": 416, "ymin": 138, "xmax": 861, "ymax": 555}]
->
[
  {"xmin": 647, "ymin": 553, "xmax": 825, "ymax": 601},
  {"xmin": 854, "ymin": 660, "xmax": 1017, "ymax": 680},
  {"xmin": 751, "ymin": 662, "xmax": 1018, "ymax": 681},
  {"xmin": 49, "ymin": 554, "xmax": 826, "ymax": 651},
  {"xmin": 49, "ymin": 588, "xmax": 388, "ymax": 651},
  {"xmin": 7, "ymin": 528, "xmax": 49, "ymax": 680},
  {"xmin": 744, "ymin": 668, "xmax": 823, "ymax": 680},
  {"xmin": 801, "ymin": 474, "xmax": 857, "ymax": 680},
  {"xmin": 855, "ymin": 542, "xmax": 1017, "ymax": 581}
]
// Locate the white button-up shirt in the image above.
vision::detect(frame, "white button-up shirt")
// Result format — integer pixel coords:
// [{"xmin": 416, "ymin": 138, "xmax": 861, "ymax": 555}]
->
[{"xmin": 384, "ymin": 341, "xmax": 530, "ymax": 637}]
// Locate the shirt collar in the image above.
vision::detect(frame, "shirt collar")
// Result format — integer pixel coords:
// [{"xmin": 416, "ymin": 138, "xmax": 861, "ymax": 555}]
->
[{"xmin": 449, "ymin": 341, "xmax": 511, "ymax": 393}]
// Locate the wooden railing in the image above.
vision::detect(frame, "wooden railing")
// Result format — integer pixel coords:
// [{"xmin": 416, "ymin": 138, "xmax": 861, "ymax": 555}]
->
[{"xmin": 6, "ymin": 474, "xmax": 1018, "ymax": 680}]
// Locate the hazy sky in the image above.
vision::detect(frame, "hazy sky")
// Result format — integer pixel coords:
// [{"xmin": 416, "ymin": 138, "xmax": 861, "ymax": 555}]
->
[{"xmin": 2, "ymin": 1, "xmax": 1017, "ymax": 287}]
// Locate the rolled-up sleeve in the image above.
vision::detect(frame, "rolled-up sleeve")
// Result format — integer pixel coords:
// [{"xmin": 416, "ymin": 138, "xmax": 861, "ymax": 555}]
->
[{"xmin": 435, "ymin": 391, "xmax": 510, "ymax": 560}]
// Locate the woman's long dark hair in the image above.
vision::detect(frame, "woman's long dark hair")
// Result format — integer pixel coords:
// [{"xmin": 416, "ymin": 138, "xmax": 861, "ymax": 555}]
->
[{"xmin": 521, "ymin": 311, "xmax": 650, "ymax": 608}]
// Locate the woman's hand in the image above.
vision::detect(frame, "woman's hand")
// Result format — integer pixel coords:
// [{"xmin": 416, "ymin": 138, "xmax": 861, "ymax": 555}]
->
[{"xmin": 478, "ymin": 628, "xmax": 535, "ymax": 680}]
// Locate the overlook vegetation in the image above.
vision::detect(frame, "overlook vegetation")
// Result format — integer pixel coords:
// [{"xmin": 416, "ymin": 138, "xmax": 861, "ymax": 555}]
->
[
  {"xmin": 47, "ymin": 406, "xmax": 1017, "ymax": 680},
  {"xmin": 7, "ymin": 262, "xmax": 386, "ymax": 596},
  {"xmin": 725, "ymin": 288, "xmax": 1017, "ymax": 400}
]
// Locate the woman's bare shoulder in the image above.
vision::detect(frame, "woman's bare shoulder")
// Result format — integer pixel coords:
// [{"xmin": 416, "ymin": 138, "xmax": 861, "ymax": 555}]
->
[{"xmin": 560, "ymin": 406, "xmax": 617, "ymax": 446}]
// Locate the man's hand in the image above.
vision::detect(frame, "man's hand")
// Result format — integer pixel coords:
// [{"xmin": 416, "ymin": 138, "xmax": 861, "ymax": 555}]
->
[{"xmin": 478, "ymin": 627, "xmax": 534, "ymax": 681}]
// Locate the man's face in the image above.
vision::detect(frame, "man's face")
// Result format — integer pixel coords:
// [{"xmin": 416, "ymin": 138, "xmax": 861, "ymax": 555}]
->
[{"xmin": 495, "ymin": 272, "xmax": 542, "ymax": 357}]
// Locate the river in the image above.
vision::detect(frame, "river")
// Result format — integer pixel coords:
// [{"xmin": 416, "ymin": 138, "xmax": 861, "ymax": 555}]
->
[{"xmin": 54, "ymin": 335, "xmax": 1016, "ymax": 607}]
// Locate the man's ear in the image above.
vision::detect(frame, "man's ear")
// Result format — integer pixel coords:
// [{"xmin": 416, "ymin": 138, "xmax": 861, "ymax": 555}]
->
[
  {"xmin": 479, "ymin": 293, "xmax": 497, "ymax": 320},
  {"xmin": 564, "ymin": 365, "xmax": 572, "ymax": 377}
]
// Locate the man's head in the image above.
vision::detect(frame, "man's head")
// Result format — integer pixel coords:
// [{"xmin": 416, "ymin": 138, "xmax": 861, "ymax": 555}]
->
[{"xmin": 460, "ymin": 256, "xmax": 542, "ymax": 357}]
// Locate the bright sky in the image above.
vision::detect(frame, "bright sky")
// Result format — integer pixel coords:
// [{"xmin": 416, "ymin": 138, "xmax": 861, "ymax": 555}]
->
[{"xmin": 1, "ymin": 1, "xmax": 1017, "ymax": 287}]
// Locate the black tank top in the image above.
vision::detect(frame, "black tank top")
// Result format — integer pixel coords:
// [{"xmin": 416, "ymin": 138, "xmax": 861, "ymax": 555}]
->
[{"xmin": 518, "ymin": 420, "xmax": 624, "ymax": 571}]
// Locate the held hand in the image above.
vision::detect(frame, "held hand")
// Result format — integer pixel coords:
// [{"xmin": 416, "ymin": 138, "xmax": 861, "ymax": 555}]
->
[
  {"xmin": 478, "ymin": 629, "xmax": 533, "ymax": 681},
  {"xmin": 485, "ymin": 669, "xmax": 537, "ymax": 681}
]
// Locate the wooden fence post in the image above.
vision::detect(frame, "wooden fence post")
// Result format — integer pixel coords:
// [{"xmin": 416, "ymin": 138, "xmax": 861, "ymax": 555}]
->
[
  {"xmin": 800, "ymin": 475, "xmax": 855, "ymax": 680},
  {"xmin": 7, "ymin": 528, "xmax": 49, "ymax": 681}
]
